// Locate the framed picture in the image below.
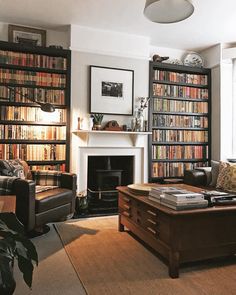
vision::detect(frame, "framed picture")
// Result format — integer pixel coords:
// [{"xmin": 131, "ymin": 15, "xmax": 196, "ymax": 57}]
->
[
  {"xmin": 8, "ymin": 25, "xmax": 46, "ymax": 47},
  {"xmin": 90, "ymin": 66, "xmax": 134, "ymax": 116}
]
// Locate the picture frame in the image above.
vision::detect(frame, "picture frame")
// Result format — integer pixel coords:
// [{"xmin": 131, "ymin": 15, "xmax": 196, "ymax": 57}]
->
[
  {"xmin": 8, "ymin": 25, "xmax": 46, "ymax": 47},
  {"xmin": 90, "ymin": 65, "xmax": 134, "ymax": 116}
]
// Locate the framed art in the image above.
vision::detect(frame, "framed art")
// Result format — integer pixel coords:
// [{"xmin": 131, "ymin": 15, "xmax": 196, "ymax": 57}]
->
[
  {"xmin": 90, "ymin": 65, "xmax": 134, "ymax": 115},
  {"xmin": 8, "ymin": 25, "xmax": 46, "ymax": 47}
]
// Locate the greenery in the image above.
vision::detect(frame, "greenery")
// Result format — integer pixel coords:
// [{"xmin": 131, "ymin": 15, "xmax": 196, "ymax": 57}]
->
[
  {"xmin": 0, "ymin": 213, "xmax": 38, "ymax": 294},
  {"xmin": 92, "ymin": 113, "xmax": 104, "ymax": 124}
]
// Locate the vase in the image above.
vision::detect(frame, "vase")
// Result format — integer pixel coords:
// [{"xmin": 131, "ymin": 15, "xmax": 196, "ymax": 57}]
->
[{"xmin": 135, "ymin": 110, "xmax": 144, "ymax": 132}]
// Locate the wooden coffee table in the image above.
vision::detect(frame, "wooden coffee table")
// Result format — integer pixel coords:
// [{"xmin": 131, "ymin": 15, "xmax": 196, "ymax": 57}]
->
[
  {"xmin": 0, "ymin": 195, "xmax": 16, "ymax": 213},
  {"xmin": 118, "ymin": 184, "xmax": 236, "ymax": 278}
]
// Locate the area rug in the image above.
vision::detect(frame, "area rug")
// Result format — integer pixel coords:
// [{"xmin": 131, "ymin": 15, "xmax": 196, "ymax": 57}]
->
[{"xmin": 55, "ymin": 216, "xmax": 236, "ymax": 295}]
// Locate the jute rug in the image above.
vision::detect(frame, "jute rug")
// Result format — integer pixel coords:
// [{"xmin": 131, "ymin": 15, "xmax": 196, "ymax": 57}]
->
[{"xmin": 55, "ymin": 216, "xmax": 236, "ymax": 295}]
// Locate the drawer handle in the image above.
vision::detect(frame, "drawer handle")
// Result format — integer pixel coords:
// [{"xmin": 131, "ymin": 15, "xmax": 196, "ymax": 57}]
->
[
  {"xmin": 123, "ymin": 204, "xmax": 130, "ymax": 210},
  {"xmin": 123, "ymin": 211, "xmax": 131, "ymax": 217},
  {"xmin": 123, "ymin": 197, "xmax": 131, "ymax": 203},
  {"xmin": 147, "ymin": 210, "xmax": 157, "ymax": 217},
  {"xmin": 147, "ymin": 227, "xmax": 157, "ymax": 235},
  {"xmin": 147, "ymin": 219, "xmax": 157, "ymax": 225}
]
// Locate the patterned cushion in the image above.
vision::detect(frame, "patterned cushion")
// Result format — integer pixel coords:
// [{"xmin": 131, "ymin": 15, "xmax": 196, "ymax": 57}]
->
[
  {"xmin": 19, "ymin": 160, "xmax": 32, "ymax": 180},
  {"xmin": 0, "ymin": 176, "xmax": 17, "ymax": 195},
  {"xmin": 223, "ymin": 165, "xmax": 236, "ymax": 192},
  {"xmin": 32, "ymin": 170, "xmax": 61, "ymax": 186},
  {"xmin": 216, "ymin": 162, "xmax": 236, "ymax": 189},
  {"xmin": 0, "ymin": 160, "xmax": 25, "ymax": 179}
]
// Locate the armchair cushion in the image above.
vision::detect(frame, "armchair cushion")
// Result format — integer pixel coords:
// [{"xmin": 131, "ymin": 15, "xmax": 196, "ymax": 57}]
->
[
  {"xmin": 32, "ymin": 170, "xmax": 62, "ymax": 186},
  {"xmin": 0, "ymin": 160, "xmax": 25, "ymax": 179},
  {"xmin": 35, "ymin": 188, "xmax": 73, "ymax": 213},
  {"xmin": 0, "ymin": 176, "xmax": 17, "ymax": 195}
]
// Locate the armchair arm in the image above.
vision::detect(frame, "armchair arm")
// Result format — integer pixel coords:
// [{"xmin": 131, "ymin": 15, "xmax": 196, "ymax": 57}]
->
[
  {"xmin": 60, "ymin": 173, "xmax": 77, "ymax": 192},
  {"xmin": 184, "ymin": 169, "xmax": 208, "ymax": 187},
  {"xmin": 13, "ymin": 179, "xmax": 36, "ymax": 232}
]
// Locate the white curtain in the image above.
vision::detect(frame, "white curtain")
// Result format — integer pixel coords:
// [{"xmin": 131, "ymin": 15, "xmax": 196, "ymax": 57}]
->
[{"xmin": 232, "ymin": 59, "xmax": 236, "ymax": 157}]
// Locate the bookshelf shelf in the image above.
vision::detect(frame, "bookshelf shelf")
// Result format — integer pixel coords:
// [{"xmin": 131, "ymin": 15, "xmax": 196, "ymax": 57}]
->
[
  {"xmin": 148, "ymin": 62, "xmax": 211, "ymax": 181},
  {"xmin": 0, "ymin": 41, "xmax": 71, "ymax": 171}
]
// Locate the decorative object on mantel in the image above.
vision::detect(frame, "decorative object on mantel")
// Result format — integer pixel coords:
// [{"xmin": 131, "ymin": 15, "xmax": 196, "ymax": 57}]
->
[
  {"xmin": 152, "ymin": 54, "xmax": 169, "ymax": 63},
  {"xmin": 77, "ymin": 117, "xmax": 84, "ymax": 130},
  {"xmin": 92, "ymin": 113, "xmax": 104, "ymax": 130},
  {"xmin": 132, "ymin": 97, "xmax": 150, "ymax": 132},
  {"xmin": 183, "ymin": 52, "xmax": 204, "ymax": 67},
  {"xmin": 90, "ymin": 65, "xmax": 134, "ymax": 115},
  {"xmin": 163, "ymin": 58, "xmax": 183, "ymax": 65},
  {"xmin": 144, "ymin": 0, "xmax": 194, "ymax": 24},
  {"xmin": 104, "ymin": 120, "xmax": 123, "ymax": 131},
  {"xmin": 8, "ymin": 24, "xmax": 46, "ymax": 47}
]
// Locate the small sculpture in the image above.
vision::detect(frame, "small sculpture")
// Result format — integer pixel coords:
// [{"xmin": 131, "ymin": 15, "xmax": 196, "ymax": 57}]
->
[{"xmin": 152, "ymin": 54, "xmax": 169, "ymax": 63}]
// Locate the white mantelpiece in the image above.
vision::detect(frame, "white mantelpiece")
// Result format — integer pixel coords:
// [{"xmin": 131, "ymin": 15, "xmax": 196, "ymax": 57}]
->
[
  {"xmin": 73, "ymin": 130, "xmax": 151, "ymax": 146},
  {"xmin": 73, "ymin": 130, "xmax": 150, "ymax": 194}
]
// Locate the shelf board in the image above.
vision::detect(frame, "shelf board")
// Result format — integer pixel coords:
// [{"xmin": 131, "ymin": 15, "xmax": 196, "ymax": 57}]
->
[
  {"xmin": 0, "ymin": 101, "xmax": 66, "ymax": 108},
  {"xmin": 151, "ymin": 62, "xmax": 210, "ymax": 74},
  {"xmin": 152, "ymin": 111, "xmax": 208, "ymax": 117},
  {"xmin": 0, "ymin": 82, "xmax": 65, "ymax": 90},
  {"xmin": 152, "ymin": 95, "xmax": 208, "ymax": 102},
  {"xmin": 27, "ymin": 160, "xmax": 66, "ymax": 165},
  {"xmin": 0, "ymin": 63, "xmax": 67, "ymax": 74},
  {"xmin": 151, "ymin": 159, "xmax": 209, "ymax": 163},
  {"xmin": 0, "ymin": 140, "xmax": 66, "ymax": 144},
  {"xmin": 0, "ymin": 120, "xmax": 66, "ymax": 126},
  {"xmin": 152, "ymin": 142, "xmax": 209, "ymax": 145},
  {"xmin": 152, "ymin": 79, "xmax": 208, "ymax": 89},
  {"xmin": 152, "ymin": 127, "xmax": 208, "ymax": 131}
]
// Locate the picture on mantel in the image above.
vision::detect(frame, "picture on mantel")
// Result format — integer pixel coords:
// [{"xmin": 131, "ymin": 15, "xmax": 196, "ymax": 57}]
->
[{"xmin": 102, "ymin": 81, "xmax": 123, "ymax": 99}]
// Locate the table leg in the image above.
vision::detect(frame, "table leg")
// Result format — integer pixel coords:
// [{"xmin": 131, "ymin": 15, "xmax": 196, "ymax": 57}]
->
[
  {"xmin": 169, "ymin": 251, "xmax": 180, "ymax": 278},
  {"xmin": 118, "ymin": 214, "xmax": 124, "ymax": 232}
]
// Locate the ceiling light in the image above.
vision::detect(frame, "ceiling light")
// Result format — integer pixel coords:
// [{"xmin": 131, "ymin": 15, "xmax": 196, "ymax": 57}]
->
[{"xmin": 144, "ymin": 0, "xmax": 194, "ymax": 24}]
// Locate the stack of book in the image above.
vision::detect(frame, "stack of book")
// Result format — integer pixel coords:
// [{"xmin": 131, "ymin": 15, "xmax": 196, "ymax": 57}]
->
[{"xmin": 148, "ymin": 186, "xmax": 208, "ymax": 210}]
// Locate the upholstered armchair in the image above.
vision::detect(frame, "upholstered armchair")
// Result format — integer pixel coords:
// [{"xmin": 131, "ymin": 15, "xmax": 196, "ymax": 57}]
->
[{"xmin": 0, "ymin": 160, "xmax": 77, "ymax": 234}]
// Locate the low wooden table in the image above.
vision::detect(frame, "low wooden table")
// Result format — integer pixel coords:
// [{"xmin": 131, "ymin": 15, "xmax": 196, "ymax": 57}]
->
[
  {"xmin": 0, "ymin": 195, "xmax": 16, "ymax": 213},
  {"xmin": 118, "ymin": 184, "xmax": 236, "ymax": 278}
]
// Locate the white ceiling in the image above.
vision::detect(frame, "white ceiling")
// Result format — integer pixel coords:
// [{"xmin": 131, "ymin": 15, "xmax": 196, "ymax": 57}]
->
[{"xmin": 0, "ymin": 0, "xmax": 236, "ymax": 51}]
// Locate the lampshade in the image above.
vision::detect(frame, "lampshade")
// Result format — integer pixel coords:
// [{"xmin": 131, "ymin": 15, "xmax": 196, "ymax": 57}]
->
[{"xmin": 144, "ymin": 0, "xmax": 194, "ymax": 24}]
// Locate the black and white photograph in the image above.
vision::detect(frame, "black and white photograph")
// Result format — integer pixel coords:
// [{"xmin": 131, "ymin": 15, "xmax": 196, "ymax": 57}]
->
[
  {"xmin": 90, "ymin": 66, "xmax": 134, "ymax": 115},
  {"xmin": 101, "ymin": 81, "xmax": 123, "ymax": 98}
]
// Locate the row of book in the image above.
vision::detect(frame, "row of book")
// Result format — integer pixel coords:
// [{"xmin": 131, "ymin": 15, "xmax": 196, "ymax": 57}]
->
[
  {"xmin": 0, "ymin": 106, "xmax": 66, "ymax": 122},
  {"xmin": 0, "ymin": 125, "xmax": 66, "ymax": 140},
  {"xmin": 30, "ymin": 164, "xmax": 66, "ymax": 172},
  {"xmin": 148, "ymin": 186, "xmax": 208, "ymax": 210},
  {"xmin": 152, "ymin": 129, "xmax": 208, "ymax": 142},
  {"xmin": 0, "ymin": 86, "xmax": 65, "ymax": 105},
  {"xmin": 153, "ymin": 70, "xmax": 208, "ymax": 86},
  {"xmin": 0, "ymin": 69, "xmax": 66, "ymax": 87},
  {"xmin": 152, "ymin": 114, "xmax": 208, "ymax": 128},
  {"xmin": 152, "ymin": 145, "xmax": 208, "ymax": 160},
  {"xmin": 0, "ymin": 144, "xmax": 65, "ymax": 161},
  {"xmin": 153, "ymin": 99, "xmax": 208, "ymax": 114},
  {"xmin": 153, "ymin": 84, "xmax": 208, "ymax": 99},
  {"xmin": 0, "ymin": 50, "xmax": 67, "ymax": 70},
  {"xmin": 152, "ymin": 161, "xmax": 208, "ymax": 178}
]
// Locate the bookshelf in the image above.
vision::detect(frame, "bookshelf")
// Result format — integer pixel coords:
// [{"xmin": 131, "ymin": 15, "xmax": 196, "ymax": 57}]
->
[
  {"xmin": 148, "ymin": 62, "xmax": 211, "ymax": 182},
  {"xmin": 0, "ymin": 41, "xmax": 71, "ymax": 171}
]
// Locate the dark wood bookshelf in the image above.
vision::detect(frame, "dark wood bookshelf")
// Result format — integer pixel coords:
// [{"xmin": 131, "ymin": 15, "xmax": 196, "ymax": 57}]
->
[
  {"xmin": 148, "ymin": 61, "xmax": 211, "ymax": 182},
  {"xmin": 0, "ymin": 41, "xmax": 71, "ymax": 171}
]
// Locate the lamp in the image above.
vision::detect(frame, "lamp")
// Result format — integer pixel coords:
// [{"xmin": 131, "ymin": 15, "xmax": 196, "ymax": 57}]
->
[
  {"xmin": 144, "ymin": 0, "xmax": 194, "ymax": 24},
  {"xmin": 7, "ymin": 86, "xmax": 55, "ymax": 112}
]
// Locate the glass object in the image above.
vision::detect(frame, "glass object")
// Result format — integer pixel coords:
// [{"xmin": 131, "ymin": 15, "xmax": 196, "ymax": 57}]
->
[{"xmin": 134, "ymin": 110, "xmax": 144, "ymax": 132}]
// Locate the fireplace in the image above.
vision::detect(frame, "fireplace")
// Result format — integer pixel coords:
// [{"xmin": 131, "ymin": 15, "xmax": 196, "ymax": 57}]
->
[{"xmin": 87, "ymin": 155, "xmax": 134, "ymax": 215}]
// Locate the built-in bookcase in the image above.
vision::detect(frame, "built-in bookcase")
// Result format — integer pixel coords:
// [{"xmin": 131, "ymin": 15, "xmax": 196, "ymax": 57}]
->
[
  {"xmin": 0, "ymin": 41, "xmax": 71, "ymax": 171},
  {"xmin": 148, "ymin": 62, "xmax": 211, "ymax": 182}
]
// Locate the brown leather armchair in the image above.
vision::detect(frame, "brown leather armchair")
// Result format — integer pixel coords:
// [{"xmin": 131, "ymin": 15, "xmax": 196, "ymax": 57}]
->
[{"xmin": 0, "ymin": 160, "xmax": 77, "ymax": 234}]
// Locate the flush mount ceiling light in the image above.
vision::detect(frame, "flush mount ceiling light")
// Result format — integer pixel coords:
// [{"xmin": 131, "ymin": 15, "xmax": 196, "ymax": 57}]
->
[{"xmin": 144, "ymin": 0, "xmax": 194, "ymax": 24}]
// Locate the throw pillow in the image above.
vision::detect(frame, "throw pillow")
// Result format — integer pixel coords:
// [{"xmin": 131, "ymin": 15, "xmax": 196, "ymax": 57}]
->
[
  {"xmin": 216, "ymin": 161, "xmax": 230, "ymax": 189},
  {"xmin": 209, "ymin": 160, "xmax": 220, "ymax": 187},
  {"xmin": 223, "ymin": 165, "xmax": 236, "ymax": 192},
  {"xmin": 0, "ymin": 160, "xmax": 25, "ymax": 179}
]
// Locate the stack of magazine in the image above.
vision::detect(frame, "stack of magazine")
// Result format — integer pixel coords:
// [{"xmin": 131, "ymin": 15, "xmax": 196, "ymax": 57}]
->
[{"xmin": 148, "ymin": 186, "xmax": 208, "ymax": 210}]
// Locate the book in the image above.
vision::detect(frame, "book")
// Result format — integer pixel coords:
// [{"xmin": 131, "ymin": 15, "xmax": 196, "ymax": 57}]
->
[
  {"xmin": 163, "ymin": 190, "xmax": 204, "ymax": 202},
  {"xmin": 160, "ymin": 200, "xmax": 208, "ymax": 210},
  {"xmin": 161, "ymin": 197, "xmax": 207, "ymax": 207}
]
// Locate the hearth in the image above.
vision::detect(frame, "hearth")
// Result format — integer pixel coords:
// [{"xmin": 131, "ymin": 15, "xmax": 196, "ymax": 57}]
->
[{"xmin": 86, "ymin": 155, "xmax": 133, "ymax": 216}]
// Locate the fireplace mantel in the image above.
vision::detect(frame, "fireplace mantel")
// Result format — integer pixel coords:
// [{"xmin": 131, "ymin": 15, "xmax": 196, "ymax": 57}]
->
[{"xmin": 73, "ymin": 130, "xmax": 152, "ymax": 146}]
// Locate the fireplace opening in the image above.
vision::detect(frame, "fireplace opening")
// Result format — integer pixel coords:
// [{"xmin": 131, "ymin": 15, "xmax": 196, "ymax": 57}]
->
[{"xmin": 87, "ymin": 155, "xmax": 134, "ymax": 215}]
